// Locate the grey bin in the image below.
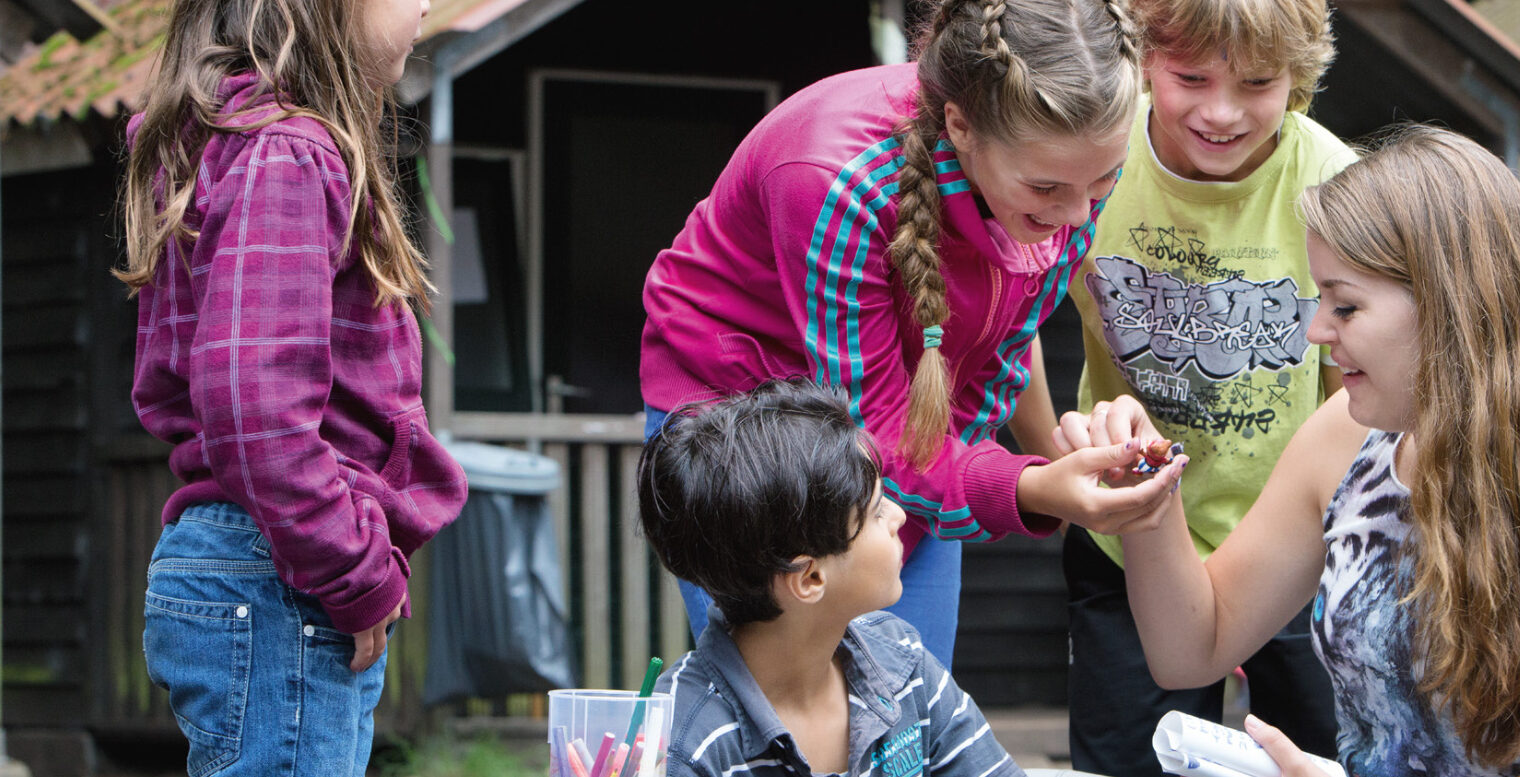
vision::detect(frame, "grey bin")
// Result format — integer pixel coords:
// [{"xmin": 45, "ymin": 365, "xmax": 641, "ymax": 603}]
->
[{"xmin": 424, "ymin": 441, "xmax": 574, "ymax": 706}]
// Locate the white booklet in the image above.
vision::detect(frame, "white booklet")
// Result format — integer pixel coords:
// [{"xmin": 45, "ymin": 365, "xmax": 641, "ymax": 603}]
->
[{"xmin": 1152, "ymin": 711, "xmax": 1347, "ymax": 777}]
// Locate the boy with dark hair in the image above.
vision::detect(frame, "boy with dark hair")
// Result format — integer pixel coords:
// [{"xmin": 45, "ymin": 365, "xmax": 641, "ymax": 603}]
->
[{"xmin": 639, "ymin": 381, "xmax": 1023, "ymax": 777}]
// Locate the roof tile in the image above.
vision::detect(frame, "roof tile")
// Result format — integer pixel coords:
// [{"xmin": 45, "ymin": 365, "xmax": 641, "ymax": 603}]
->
[{"xmin": 1, "ymin": 0, "xmax": 503, "ymax": 132}]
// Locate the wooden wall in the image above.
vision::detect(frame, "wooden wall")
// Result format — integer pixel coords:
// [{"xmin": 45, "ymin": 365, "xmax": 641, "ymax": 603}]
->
[{"xmin": 2, "ymin": 155, "xmax": 138, "ymax": 729}]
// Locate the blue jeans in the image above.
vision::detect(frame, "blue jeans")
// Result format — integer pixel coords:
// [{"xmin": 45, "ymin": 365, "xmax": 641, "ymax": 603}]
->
[
  {"xmin": 143, "ymin": 502, "xmax": 388, "ymax": 777},
  {"xmin": 647, "ymin": 407, "xmax": 964, "ymax": 669}
]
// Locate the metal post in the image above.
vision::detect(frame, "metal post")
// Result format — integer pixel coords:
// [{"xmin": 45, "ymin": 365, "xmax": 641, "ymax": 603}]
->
[
  {"xmin": 0, "ymin": 121, "xmax": 35, "ymax": 777},
  {"xmin": 424, "ymin": 61, "xmax": 456, "ymax": 435}
]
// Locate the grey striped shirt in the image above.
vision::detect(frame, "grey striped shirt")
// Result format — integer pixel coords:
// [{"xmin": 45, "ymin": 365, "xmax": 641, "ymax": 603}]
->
[{"xmin": 655, "ymin": 609, "xmax": 1023, "ymax": 777}]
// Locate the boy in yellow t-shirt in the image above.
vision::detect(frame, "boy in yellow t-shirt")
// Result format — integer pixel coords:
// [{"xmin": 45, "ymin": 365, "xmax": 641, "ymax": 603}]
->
[{"xmin": 1019, "ymin": 0, "xmax": 1356, "ymax": 774}]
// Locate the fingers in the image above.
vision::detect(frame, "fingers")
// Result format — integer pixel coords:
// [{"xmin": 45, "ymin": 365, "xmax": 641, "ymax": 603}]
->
[
  {"xmin": 348, "ymin": 595, "xmax": 406, "ymax": 673},
  {"xmin": 1116, "ymin": 455, "xmax": 1187, "ymax": 531},
  {"xmin": 1055, "ymin": 411, "xmax": 1090, "ymax": 454},
  {"xmin": 1089, "ymin": 403, "xmax": 1136, "ymax": 483},
  {"xmin": 1057, "ymin": 397, "xmax": 1159, "ymax": 455},
  {"xmin": 1054, "ymin": 405, "xmax": 1121, "ymax": 460},
  {"xmin": 1056, "ymin": 400, "xmax": 1122, "ymax": 449},
  {"xmin": 1066, "ymin": 453, "xmax": 1187, "ymax": 535},
  {"xmin": 350, "ymin": 626, "xmax": 382, "ymax": 673},
  {"xmin": 1245, "ymin": 715, "xmax": 1329, "ymax": 777},
  {"xmin": 1051, "ymin": 425, "xmax": 1076, "ymax": 457},
  {"xmin": 1089, "ymin": 402, "xmax": 1114, "ymax": 447}
]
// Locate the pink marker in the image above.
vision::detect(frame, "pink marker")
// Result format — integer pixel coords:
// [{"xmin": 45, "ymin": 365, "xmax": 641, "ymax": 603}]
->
[
  {"xmin": 589, "ymin": 732, "xmax": 618, "ymax": 777},
  {"xmin": 626, "ymin": 738, "xmax": 644, "ymax": 777},
  {"xmin": 566, "ymin": 739, "xmax": 592, "ymax": 777},
  {"xmin": 606, "ymin": 743, "xmax": 632, "ymax": 777}
]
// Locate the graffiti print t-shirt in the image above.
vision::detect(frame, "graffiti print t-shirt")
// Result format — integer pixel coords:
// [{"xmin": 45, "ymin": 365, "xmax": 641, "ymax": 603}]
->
[
  {"xmin": 1315, "ymin": 430, "xmax": 1520, "ymax": 776},
  {"xmin": 1073, "ymin": 100, "xmax": 1356, "ymax": 565}
]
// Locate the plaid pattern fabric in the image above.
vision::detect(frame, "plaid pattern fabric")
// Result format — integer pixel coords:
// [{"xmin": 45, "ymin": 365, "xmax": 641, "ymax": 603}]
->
[{"xmin": 130, "ymin": 75, "xmax": 466, "ymax": 633}]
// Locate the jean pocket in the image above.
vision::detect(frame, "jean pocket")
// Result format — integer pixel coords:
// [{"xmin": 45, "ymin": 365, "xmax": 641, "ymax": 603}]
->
[
  {"xmin": 144, "ymin": 570, "xmax": 253, "ymax": 777},
  {"xmin": 292, "ymin": 596, "xmax": 390, "ymax": 715}
]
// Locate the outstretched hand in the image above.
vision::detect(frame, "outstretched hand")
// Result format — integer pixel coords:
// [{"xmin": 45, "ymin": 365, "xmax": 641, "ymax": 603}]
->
[
  {"xmin": 1246, "ymin": 715, "xmax": 1335, "ymax": 777},
  {"xmin": 1019, "ymin": 394, "xmax": 1186, "ymax": 534},
  {"xmin": 1018, "ymin": 437, "xmax": 1186, "ymax": 535}
]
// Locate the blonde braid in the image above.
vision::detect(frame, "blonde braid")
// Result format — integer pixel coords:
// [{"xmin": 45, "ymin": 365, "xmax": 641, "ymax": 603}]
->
[
  {"xmin": 889, "ymin": 95, "xmax": 953, "ymax": 469},
  {"xmin": 1101, "ymin": 0, "xmax": 1143, "ymax": 66},
  {"xmin": 978, "ymin": 1, "xmax": 1015, "ymax": 70},
  {"xmin": 980, "ymin": 0, "xmax": 1063, "ymax": 127}
]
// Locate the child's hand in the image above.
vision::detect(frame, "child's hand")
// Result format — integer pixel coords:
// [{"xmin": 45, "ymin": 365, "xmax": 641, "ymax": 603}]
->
[
  {"xmin": 1053, "ymin": 395, "xmax": 1159, "ymax": 452},
  {"xmin": 1018, "ymin": 441, "xmax": 1186, "ymax": 535},
  {"xmin": 1245, "ymin": 715, "xmax": 1334, "ymax": 777},
  {"xmin": 350, "ymin": 592, "xmax": 407, "ymax": 673},
  {"xmin": 1053, "ymin": 395, "xmax": 1165, "ymax": 485}
]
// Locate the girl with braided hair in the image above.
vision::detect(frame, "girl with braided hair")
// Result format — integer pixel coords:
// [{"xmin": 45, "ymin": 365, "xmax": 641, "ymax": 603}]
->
[{"xmin": 640, "ymin": 0, "xmax": 1177, "ymax": 665}]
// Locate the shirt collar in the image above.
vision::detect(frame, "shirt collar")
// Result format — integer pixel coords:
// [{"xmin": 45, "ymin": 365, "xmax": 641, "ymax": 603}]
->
[{"xmin": 695, "ymin": 608, "xmax": 919, "ymax": 766}]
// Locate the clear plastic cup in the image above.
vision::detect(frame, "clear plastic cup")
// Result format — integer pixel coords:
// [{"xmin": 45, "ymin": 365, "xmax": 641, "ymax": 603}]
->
[{"xmin": 547, "ymin": 689, "xmax": 675, "ymax": 777}]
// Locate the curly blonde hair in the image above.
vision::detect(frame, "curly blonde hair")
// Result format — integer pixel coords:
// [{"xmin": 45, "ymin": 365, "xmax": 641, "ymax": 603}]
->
[{"xmin": 1134, "ymin": 0, "xmax": 1335, "ymax": 112}]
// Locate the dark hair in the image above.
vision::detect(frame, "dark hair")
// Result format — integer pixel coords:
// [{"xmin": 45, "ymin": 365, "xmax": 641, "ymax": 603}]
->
[{"xmin": 637, "ymin": 380, "xmax": 883, "ymax": 626}]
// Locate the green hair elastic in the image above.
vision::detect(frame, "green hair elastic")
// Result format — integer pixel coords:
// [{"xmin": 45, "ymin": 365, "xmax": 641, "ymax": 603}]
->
[{"xmin": 923, "ymin": 325, "xmax": 944, "ymax": 349}]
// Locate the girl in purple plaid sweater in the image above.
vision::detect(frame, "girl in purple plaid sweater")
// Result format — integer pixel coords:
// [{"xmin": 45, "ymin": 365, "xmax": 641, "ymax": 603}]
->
[{"xmin": 117, "ymin": 0, "xmax": 466, "ymax": 773}]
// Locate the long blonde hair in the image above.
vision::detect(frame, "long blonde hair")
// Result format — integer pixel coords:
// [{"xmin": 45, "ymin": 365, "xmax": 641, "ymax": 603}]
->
[
  {"xmin": 1133, "ymin": 0, "xmax": 1335, "ymax": 112},
  {"xmin": 1300, "ymin": 125, "xmax": 1520, "ymax": 767},
  {"xmin": 117, "ymin": 0, "xmax": 432, "ymax": 309},
  {"xmin": 891, "ymin": 0, "xmax": 1143, "ymax": 467}
]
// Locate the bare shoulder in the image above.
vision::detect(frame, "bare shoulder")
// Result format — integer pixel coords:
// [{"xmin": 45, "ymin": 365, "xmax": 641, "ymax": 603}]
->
[{"xmin": 1275, "ymin": 389, "xmax": 1371, "ymax": 511}]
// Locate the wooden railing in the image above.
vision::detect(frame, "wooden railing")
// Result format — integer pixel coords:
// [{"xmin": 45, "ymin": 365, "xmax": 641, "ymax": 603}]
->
[
  {"xmin": 450, "ymin": 411, "xmax": 691, "ymax": 692},
  {"xmin": 97, "ymin": 436, "xmax": 181, "ymax": 731},
  {"xmin": 97, "ymin": 412, "xmax": 690, "ymax": 736}
]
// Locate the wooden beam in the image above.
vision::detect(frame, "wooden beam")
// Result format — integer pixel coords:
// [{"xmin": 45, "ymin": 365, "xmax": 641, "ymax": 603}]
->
[
  {"xmin": 451, "ymin": 411, "xmax": 645, "ymax": 443},
  {"xmin": 1336, "ymin": 0, "xmax": 1511, "ymax": 136}
]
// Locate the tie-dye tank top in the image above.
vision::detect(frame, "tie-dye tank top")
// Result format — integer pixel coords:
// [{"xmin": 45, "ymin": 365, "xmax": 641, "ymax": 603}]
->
[{"xmin": 1312, "ymin": 430, "xmax": 1520, "ymax": 776}]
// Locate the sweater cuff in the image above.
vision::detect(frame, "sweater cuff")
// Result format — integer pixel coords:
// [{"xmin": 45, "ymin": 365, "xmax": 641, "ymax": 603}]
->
[
  {"xmin": 323, "ymin": 547, "xmax": 410, "ymax": 633},
  {"xmin": 964, "ymin": 448, "xmax": 1060, "ymax": 538}
]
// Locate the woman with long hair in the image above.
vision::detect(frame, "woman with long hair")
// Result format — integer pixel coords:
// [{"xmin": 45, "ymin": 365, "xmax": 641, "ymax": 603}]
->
[{"xmin": 1061, "ymin": 125, "xmax": 1520, "ymax": 775}]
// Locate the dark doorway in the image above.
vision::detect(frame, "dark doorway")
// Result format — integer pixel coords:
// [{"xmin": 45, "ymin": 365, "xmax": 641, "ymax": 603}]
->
[{"xmin": 535, "ymin": 72, "xmax": 776, "ymax": 414}]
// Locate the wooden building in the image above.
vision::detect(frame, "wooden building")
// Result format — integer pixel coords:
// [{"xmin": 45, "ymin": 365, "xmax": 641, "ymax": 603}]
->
[{"xmin": 3, "ymin": 0, "xmax": 1520, "ymax": 772}]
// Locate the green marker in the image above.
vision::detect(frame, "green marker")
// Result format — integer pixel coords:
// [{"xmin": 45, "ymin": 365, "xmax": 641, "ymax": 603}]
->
[{"xmin": 623, "ymin": 656, "xmax": 664, "ymax": 747}]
